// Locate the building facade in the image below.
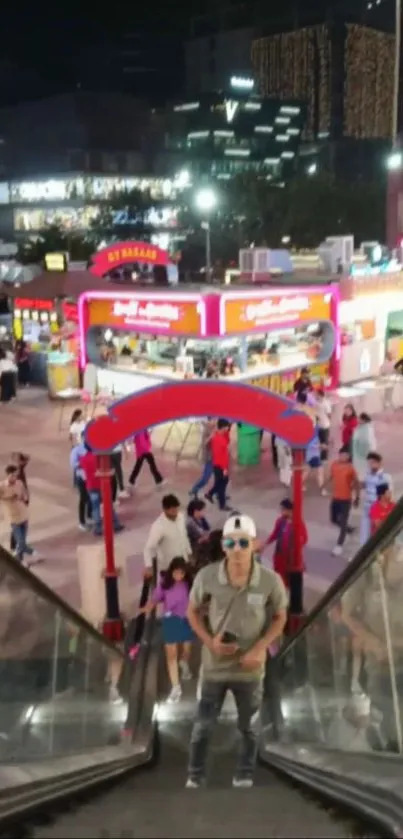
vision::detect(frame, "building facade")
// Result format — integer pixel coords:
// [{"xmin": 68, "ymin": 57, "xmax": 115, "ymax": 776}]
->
[{"xmin": 153, "ymin": 83, "xmax": 305, "ymax": 182}]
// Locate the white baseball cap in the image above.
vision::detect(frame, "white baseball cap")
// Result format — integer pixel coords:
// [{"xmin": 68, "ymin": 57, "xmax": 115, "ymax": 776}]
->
[{"xmin": 223, "ymin": 514, "xmax": 256, "ymax": 539}]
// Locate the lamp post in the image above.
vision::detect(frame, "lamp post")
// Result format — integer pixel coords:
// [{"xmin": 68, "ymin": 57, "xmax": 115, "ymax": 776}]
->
[{"xmin": 195, "ymin": 187, "xmax": 217, "ymax": 282}]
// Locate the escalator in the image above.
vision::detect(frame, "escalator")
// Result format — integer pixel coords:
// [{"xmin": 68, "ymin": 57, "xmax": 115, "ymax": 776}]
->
[{"xmin": 1, "ymin": 497, "xmax": 403, "ymax": 837}]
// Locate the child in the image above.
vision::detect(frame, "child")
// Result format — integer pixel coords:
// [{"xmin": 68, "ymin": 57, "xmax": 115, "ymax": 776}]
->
[{"xmin": 139, "ymin": 556, "xmax": 194, "ymax": 703}]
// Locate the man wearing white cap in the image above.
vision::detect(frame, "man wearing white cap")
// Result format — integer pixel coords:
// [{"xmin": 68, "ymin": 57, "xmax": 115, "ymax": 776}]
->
[{"xmin": 186, "ymin": 513, "xmax": 288, "ymax": 789}]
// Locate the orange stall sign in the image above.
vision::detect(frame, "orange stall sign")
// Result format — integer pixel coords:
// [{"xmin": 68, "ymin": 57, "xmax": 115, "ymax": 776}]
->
[
  {"xmin": 221, "ymin": 291, "xmax": 331, "ymax": 334},
  {"xmin": 87, "ymin": 296, "xmax": 204, "ymax": 336}
]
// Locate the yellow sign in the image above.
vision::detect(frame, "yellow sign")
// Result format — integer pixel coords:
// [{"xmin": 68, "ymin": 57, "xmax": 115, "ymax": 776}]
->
[
  {"xmin": 44, "ymin": 252, "xmax": 67, "ymax": 271},
  {"xmin": 107, "ymin": 245, "xmax": 158, "ymax": 265}
]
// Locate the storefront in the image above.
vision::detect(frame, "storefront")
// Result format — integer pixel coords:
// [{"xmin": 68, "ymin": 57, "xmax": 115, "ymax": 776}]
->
[
  {"xmin": 338, "ymin": 270, "xmax": 403, "ymax": 383},
  {"xmin": 78, "ymin": 284, "xmax": 339, "ymax": 397}
]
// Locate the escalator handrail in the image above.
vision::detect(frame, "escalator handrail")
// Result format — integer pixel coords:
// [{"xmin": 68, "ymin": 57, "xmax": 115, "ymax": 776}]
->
[
  {"xmin": 0, "ymin": 544, "xmax": 124, "ymax": 657},
  {"xmin": 278, "ymin": 493, "xmax": 403, "ymax": 659}
]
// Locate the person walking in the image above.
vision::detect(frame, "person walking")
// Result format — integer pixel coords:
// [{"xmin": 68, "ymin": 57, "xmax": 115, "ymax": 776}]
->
[
  {"xmin": 128, "ymin": 429, "xmax": 164, "ymax": 489},
  {"xmin": 327, "ymin": 446, "xmax": 360, "ymax": 556},
  {"xmin": 144, "ymin": 494, "xmax": 192, "ymax": 576},
  {"xmin": 186, "ymin": 498, "xmax": 210, "ymax": 551},
  {"xmin": 303, "ymin": 423, "xmax": 326, "ymax": 495},
  {"xmin": 369, "ymin": 483, "xmax": 395, "ymax": 535},
  {"xmin": 0, "ymin": 465, "xmax": 40, "ymax": 565},
  {"xmin": 110, "ymin": 444, "xmax": 130, "ymax": 501},
  {"xmin": 264, "ymin": 499, "xmax": 308, "ymax": 597},
  {"xmin": 360, "ymin": 452, "xmax": 392, "ymax": 546},
  {"xmin": 70, "ymin": 436, "xmax": 92, "ymax": 530},
  {"xmin": 186, "ymin": 513, "xmax": 287, "ymax": 789},
  {"xmin": 205, "ymin": 419, "xmax": 231, "ymax": 511},
  {"xmin": 79, "ymin": 445, "xmax": 123, "ymax": 537},
  {"xmin": 69, "ymin": 409, "xmax": 86, "ymax": 446},
  {"xmin": 341, "ymin": 404, "xmax": 358, "ymax": 455},
  {"xmin": 0, "ymin": 348, "xmax": 17, "ymax": 403},
  {"xmin": 315, "ymin": 388, "xmax": 332, "ymax": 463},
  {"xmin": 352, "ymin": 413, "xmax": 377, "ymax": 483},
  {"xmin": 15, "ymin": 340, "xmax": 30, "ymax": 387},
  {"xmin": 9, "ymin": 452, "xmax": 30, "ymax": 552},
  {"xmin": 189, "ymin": 418, "xmax": 215, "ymax": 497},
  {"xmin": 139, "ymin": 556, "xmax": 194, "ymax": 702}
]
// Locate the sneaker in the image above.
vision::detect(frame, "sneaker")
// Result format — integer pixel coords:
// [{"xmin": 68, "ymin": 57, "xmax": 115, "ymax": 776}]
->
[
  {"xmin": 332, "ymin": 545, "xmax": 343, "ymax": 556},
  {"xmin": 27, "ymin": 552, "xmax": 43, "ymax": 567},
  {"xmin": 320, "ymin": 488, "xmax": 328, "ymax": 496},
  {"xmin": 86, "ymin": 518, "xmax": 94, "ymax": 525},
  {"xmin": 114, "ymin": 524, "xmax": 125, "ymax": 534},
  {"xmin": 118, "ymin": 490, "xmax": 130, "ymax": 500},
  {"xmin": 179, "ymin": 661, "xmax": 192, "ymax": 681},
  {"xmin": 233, "ymin": 776, "xmax": 253, "ymax": 788},
  {"xmin": 185, "ymin": 777, "xmax": 201, "ymax": 789},
  {"xmin": 204, "ymin": 493, "xmax": 214, "ymax": 504},
  {"xmin": 78, "ymin": 524, "xmax": 88, "ymax": 532},
  {"xmin": 167, "ymin": 685, "xmax": 182, "ymax": 703}
]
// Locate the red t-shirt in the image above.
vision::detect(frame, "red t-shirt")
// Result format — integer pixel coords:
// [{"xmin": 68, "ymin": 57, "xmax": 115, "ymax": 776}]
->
[
  {"xmin": 341, "ymin": 416, "xmax": 358, "ymax": 447},
  {"xmin": 370, "ymin": 500, "xmax": 395, "ymax": 534},
  {"xmin": 210, "ymin": 431, "xmax": 229, "ymax": 471},
  {"xmin": 79, "ymin": 452, "xmax": 100, "ymax": 492}
]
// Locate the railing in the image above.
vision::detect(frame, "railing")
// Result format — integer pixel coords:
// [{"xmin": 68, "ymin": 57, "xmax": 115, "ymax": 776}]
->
[{"xmin": 268, "ymin": 495, "xmax": 403, "ymax": 759}]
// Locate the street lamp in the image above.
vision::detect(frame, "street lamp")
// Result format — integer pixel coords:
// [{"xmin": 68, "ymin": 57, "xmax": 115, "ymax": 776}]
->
[
  {"xmin": 387, "ymin": 151, "xmax": 403, "ymax": 170},
  {"xmin": 195, "ymin": 188, "xmax": 217, "ymax": 281}
]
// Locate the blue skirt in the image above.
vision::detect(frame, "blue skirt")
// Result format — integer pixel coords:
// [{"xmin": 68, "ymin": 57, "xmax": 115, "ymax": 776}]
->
[{"xmin": 162, "ymin": 615, "xmax": 194, "ymax": 644}]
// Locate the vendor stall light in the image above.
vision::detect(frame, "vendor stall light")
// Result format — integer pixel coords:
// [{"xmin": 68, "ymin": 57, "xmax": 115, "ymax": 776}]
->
[
  {"xmin": 214, "ymin": 130, "xmax": 234, "ymax": 137},
  {"xmin": 14, "ymin": 309, "xmax": 21, "ymax": 318},
  {"xmin": 40, "ymin": 313, "xmax": 49, "ymax": 322},
  {"xmin": 174, "ymin": 169, "xmax": 190, "ymax": 188},
  {"xmin": 32, "ymin": 311, "xmax": 39, "ymax": 321},
  {"xmin": 230, "ymin": 76, "xmax": 254, "ymax": 90},
  {"xmin": 104, "ymin": 329, "xmax": 113, "ymax": 342},
  {"xmin": 50, "ymin": 312, "xmax": 58, "ymax": 322},
  {"xmin": 275, "ymin": 134, "xmax": 290, "ymax": 142},
  {"xmin": 188, "ymin": 131, "xmax": 209, "ymax": 139},
  {"xmin": 287, "ymin": 127, "xmax": 300, "ymax": 135},
  {"xmin": 275, "ymin": 116, "xmax": 291, "ymax": 124},
  {"xmin": 254, "ymin": 125, "xmax": 273, "ymax": 133},
  {"xmin": 264, "ymin": 157, "xmax": 280, "ymax": 164},
  {"xmin": 281, "ymin": 151, "xmax": 295, "ymax": 159},
  {"xmin": 307, "ymin": 163, "xmax": 317, "ymax": 175},
  {"xmin": 22, "ymin": 310, "xmax": 30, "ymax": 320}
]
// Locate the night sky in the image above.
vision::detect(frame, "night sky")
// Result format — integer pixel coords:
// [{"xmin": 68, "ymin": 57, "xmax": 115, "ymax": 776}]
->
[{"xmin": 1, "ymin": 0, "xmax": 395, "ymax": 106}]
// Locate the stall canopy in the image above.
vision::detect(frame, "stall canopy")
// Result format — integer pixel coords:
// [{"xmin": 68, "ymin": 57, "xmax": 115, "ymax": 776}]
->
[{"xmin": 6, "ymin": 270, "xmax": 129, "ymax": 301}]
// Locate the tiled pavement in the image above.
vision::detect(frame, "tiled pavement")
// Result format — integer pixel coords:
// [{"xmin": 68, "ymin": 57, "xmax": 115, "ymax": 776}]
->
[{"xmin": 1, "ymin": 388, "xmax": 403, "ymax": 620}]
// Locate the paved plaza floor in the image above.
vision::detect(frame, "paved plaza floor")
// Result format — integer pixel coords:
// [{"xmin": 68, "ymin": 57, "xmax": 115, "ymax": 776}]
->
[{"xmin": 1, "ymin": 388, "xmax": 402, "ymax": 619}]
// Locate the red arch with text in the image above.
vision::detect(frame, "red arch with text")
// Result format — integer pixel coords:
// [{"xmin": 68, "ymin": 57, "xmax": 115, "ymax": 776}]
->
[{"xmin": 85, "ymin": 380, "xmax": 314, "ymax": 453}]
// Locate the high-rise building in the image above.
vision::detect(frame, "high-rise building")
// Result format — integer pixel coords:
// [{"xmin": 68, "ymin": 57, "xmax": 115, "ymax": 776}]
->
[{"xmin": 252, "ymin": 23, "xmax": 395, "ymax": 143}]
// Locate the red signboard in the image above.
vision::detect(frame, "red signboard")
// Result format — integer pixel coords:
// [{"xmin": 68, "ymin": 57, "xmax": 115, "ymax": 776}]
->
[
  {"xmin": 85, "ymin": 380, "xmax": 315, "ymax": 453},
  {"xmin": 14, "ymin": 298, "xmax": 53, "ymax": 311},
  {"xmin": 90, "ymin": 241, "xmax": 169, "ymax": 277}
]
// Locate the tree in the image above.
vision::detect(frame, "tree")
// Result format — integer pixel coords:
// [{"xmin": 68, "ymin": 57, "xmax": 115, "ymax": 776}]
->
[{"xmin": 17, "ymin": 224, "xmax": 93, "ymax": 265}]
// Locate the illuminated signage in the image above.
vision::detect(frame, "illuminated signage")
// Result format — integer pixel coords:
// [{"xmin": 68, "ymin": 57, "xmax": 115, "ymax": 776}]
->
[
  {"xmin": 230, "ymin": 76, "xmax": 254, "ymax": 90},
  {"xmin": 90, "ymin": 240, "xmax": 170, "ymax": 277},
  {"xmin": 225, "ymin": 100, "xmax": 239, "ymax": 123},
  {"xmin": 14, "ymin": 298, "xmax": 53, "ymax": 312},
  {"xmin": 113, "ymin": 300, "xmax": 181, "ymax": 324},
  {"xmin": 44, "ymin": 252, "xmax": 67, "ymax": 271},
  {"xmin": 222, "ymin": 292, "xmax": 331, "ymax": 334},
  {"xmin": 87, "ymin": 296, "xmax": 204, "ymax": 335}
]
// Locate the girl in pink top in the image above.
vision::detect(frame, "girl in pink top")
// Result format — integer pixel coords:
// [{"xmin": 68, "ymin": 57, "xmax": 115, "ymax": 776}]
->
[{"xmin": 128, "ymin": 429, "xmax": 165, "ymax": 488}]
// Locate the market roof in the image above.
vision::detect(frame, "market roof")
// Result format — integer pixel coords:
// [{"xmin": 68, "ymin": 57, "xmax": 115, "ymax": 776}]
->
[{"xmin": 6, "ymin": 270, "xmax": 135, "ymax": 300}]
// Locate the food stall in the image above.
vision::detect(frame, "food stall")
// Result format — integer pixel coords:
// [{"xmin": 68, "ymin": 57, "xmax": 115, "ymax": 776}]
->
[
  {"xmin": 9, "ymin": 271, "xmax": 108, "ymax": 397},
  {"xmin": 78, "ymin": 284, "xmax": 339, "ymax": 398}
]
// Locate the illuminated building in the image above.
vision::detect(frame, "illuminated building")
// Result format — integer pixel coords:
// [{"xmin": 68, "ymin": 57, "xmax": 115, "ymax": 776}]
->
[
  {"xmin": 153, "ymin": 81, "xmax": 306, "ymax": 182},
  {"xmin": 252, "ymin": 23, "xmax": 394, "ymax": 143}
]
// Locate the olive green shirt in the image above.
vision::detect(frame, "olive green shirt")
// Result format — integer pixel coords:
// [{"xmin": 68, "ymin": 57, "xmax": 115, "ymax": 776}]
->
[{"xmin": 189, "ymin": 559, "xmax": 288, "ymax": 682}]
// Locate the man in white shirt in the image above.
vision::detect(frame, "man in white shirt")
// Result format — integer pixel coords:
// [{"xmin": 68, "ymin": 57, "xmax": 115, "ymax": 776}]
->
[{"xmin": 144, "ymin": 493, "xmax": 192, "ymax": 575}]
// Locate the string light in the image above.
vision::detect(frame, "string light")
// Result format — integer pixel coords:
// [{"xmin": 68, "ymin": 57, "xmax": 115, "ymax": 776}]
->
[{"xmin": 344, "ymin": 24, "xmax": 394, "ymax": 139}]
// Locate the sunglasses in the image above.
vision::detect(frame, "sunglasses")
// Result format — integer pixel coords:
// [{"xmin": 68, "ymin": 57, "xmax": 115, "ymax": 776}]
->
[{"xmin": 223, "ymin": 537, "xmax": 251, "ymax": 550}]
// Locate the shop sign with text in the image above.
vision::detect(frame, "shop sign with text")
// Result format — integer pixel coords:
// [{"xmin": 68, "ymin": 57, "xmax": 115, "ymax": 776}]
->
[
  {"xmin": 87, "ymin": 297, "xmax": 203, "ymax": 335},
  {"xmin": 90, "ymin": 241, "xmax": 169, "ymax": 277},
  {"xmin": 14, "ymin": 298, "xmax": 53, "ymax": 312},
  {"xmin": 222, "ymin": 292, "xmax": 331, "ymax": 334},
  {"xmin": 249, "ymin": 362, "xmax": 330, "ymax": 395}
]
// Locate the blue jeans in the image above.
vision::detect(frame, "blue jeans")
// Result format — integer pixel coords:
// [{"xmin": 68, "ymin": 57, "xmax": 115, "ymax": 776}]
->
[
  {"xmin": 188, "ymin": 679, "xmax": 263, "ymax": 781},
  {"xmin": 191, "ymin": 461, "xmax": 213, "ymax": 495},
  {"xmin": 11, "ymin": 521, "xmax": 33, "ymax": 561},
  {"xmin": 89, "ymin": 490, "xmax": 121, "ymax": 536}
]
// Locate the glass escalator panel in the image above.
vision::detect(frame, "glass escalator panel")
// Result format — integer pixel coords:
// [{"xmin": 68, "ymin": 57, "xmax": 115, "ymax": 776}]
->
[
  {"xmin": 0, "ymin": 547, "xmax": 126, "ymax": 764},
  {"xmin": 267, "ymin": 512, "xmax": 403, "ymax": 758}
]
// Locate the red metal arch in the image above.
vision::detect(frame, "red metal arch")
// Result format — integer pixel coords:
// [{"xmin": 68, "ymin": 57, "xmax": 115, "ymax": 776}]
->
[
  {"xmin": 85, "ymin": 380, "xmax": 314, "ymax": 453},
  {"xmin": 89, "ymin": 241, "xmax": 169, "ymax": 277}
]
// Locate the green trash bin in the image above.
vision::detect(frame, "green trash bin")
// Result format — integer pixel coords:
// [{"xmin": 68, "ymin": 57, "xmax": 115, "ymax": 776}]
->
[{"xmin": 237, "ymin": 423, "xmax": 261, "ymax": 466}]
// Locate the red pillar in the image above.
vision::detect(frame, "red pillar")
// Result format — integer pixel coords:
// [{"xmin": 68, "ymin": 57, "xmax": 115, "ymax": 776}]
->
[
  {"xmin": 288, "ymin": 448, "xmax": 305, "ymax": 636},
  {"xmin": 98, "ymin": 454, "xmax": 124, "ymax": 642}
]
